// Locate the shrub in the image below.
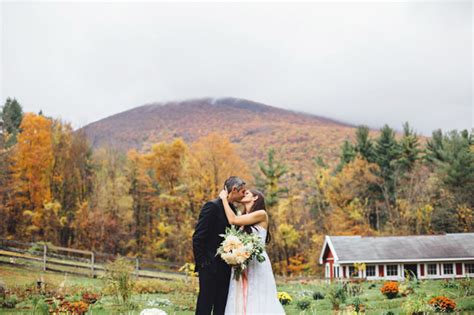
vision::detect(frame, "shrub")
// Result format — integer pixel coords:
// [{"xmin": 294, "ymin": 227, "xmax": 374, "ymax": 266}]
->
[
  {"xmin": 56, "ymin": 300, "xmax": 90, "ymax": 315},
  {"xmin": 312, "ymin": 291, "xmax": 325, "ymax": 300},
  {"xmin": 442, "ymin": 279, "xmax": 459, "ymax": 289},
  {"xmin": 179, "ymin": 262, "xmax": 198, "ymax": 277},
  {"xmin": 327, "ymin": 282, "xmax": 347, "ymax": 310},
  {"xmin": 429, "ymin": 296, "xmax": 456, "ymax": 313},
  {"xmin": 347, "ymin": 282, "xmax": 364, "ymax": 296},
  {"xmin": 1, "ymin": 294, "xmax": 18, "ymax": 308},
  {"xmin": 402, "ymin": 293, "xmax": 430, "ymax": 314},
  {"xmin": 277, "ymin": 292, "xmax": 292, "ymax": 305},
  {"xmin": 134, "ymin": 280, "xmax": 172, "ymax": 294},
  {"xmin": 380, "ymin": 281, "xmax": 399, "ymax": 299},
  {"xmin": 146, "ymin": 297, "xmax": 172, "ymax": 307},
  {"xmin": 459, "ymin": 278, "xmax": 474, "ymax": 296},
  {"xmin": 399, "ymin": 283, "xmax": 414, "ymax": 297},
  {"xmin": 0, "ymin": 280, "xmax": 5, "ymax": 299},
  {"xmin": 296, "ymin": 299, "xmax": 311, "ymax": 310},
  {"xmin": 103, "ymin": 256, "xmax": 135, "ymax": 303},
  {"xmin": 32, "ymin": 298, "xmax": 50, "ymax": 315},
  {"xmin": 368, "ymin": 282, "xmax": 377, "ymax": 289},
  {"xmin": 350, "ymin": 296, "xmax": 364, "ymax": 313},
  {"xmin": 82, "ymin": 292, "xmax": 101, "ymax": 304}
]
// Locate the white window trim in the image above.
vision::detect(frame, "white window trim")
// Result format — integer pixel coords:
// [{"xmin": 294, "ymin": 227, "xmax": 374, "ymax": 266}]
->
[
  {"xmin": 385, "ymin": 264, "xmax": 401, "ymax": 280},
  {"xmin": 442, "ymin": 263, "xmax": 454, "ymax": 276},
  {"xmin": 464, "ymin": 262, "xmax": 474, "ymax": 276},
  {"xmin": 366, "ymin": 265, "xmax": 377, "ymax": 279},
  {"xmin": 426, "ymin": 263, "xmax": 439, "ymax": 278}
]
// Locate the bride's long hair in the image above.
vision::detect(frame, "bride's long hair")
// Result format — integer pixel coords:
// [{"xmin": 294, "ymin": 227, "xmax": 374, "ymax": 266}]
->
[{"xmin": 243, "ymin": 189, "xmax": 271, "ymax": 244}]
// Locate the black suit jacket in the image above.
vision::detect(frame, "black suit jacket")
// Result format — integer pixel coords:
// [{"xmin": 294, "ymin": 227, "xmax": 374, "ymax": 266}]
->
[{"xmin": 192, "ymin": 198, "xmax": 236, "ymax": 273}]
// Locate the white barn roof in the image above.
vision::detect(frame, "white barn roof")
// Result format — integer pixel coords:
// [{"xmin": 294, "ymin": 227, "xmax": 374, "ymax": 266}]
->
[{"xmin": 320, "ymin": 233, "xmax": 474, "ymax": 264}]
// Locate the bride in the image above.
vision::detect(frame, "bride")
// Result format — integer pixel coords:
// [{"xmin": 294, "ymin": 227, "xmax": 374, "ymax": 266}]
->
[{"xmin": 219, "ymin": 188, "xmax": 285, "ymax": 315}]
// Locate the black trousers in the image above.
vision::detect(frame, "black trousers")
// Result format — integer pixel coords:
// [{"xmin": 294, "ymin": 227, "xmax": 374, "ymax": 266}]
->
[{"xmin": 195, "ymin": 264, "xmax": 231, "ymax": 315}]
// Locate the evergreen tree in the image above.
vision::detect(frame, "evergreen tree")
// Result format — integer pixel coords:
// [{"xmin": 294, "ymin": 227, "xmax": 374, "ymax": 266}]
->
[
  {"xmin": 354, "ymin": 125, "xmax": 376, "ymax": 163},
  {"xmin": 1, "ymin": 98, "xmax": 23, "ymax": 148},
  {"xmin": 256, "ymin": 148, "xmax": 288, "ymax": 207},
  {"xmin": 335, "ymin": 140, "xmax": 356, "ymax": 172},
  {"xmin": 373, "ymin": 124, "xmax": 401, "ymax": 225},
  {"xmin": 397, "ymin": 122, "xmax": 421, "ymax": 173},
  {"xmin": 425, "ymin": 129, "xmax": 444, "ymax": 164},
  {"xmin": 439, "ymin": 130, "xmax": 474, "ymax": 207}
]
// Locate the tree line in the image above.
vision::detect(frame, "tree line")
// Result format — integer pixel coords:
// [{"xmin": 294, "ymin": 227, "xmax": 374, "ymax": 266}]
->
[{"xmin": 1, "ymin": 98, "xmax": 472, "ymax": 275}]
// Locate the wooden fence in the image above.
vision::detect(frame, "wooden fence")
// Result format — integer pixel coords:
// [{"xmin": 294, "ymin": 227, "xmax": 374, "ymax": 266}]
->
[{"xmin": 0, "ymin": 238, "xmax": 184, "ymax": 281}]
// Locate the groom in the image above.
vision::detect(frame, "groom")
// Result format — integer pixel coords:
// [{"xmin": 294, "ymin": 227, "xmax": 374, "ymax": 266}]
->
[{"xmin": 192, "ymin": 176, "xmax": 247, "ymax": 315}]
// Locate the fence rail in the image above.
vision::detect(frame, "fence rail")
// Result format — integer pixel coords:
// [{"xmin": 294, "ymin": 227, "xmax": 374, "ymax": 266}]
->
[{"xmin": 0, "ymin": 238, "xmax": 184, "ymax": 281}]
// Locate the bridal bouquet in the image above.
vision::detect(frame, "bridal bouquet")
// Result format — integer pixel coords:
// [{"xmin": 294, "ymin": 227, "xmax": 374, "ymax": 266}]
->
[{"xmin": 216, "ymin": 226, "xmax": 266, "ymax": 280}]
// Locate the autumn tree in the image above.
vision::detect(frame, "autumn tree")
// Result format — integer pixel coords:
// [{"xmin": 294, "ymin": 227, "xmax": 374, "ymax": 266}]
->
[
  {"xmin": 306, "ymin": 161, "xmax": 332, "ymax": 232},
  {"xmin": 326, "ymin": 155, "xmax": 381, "ymax": 234},
  {"xmin": 127, "ymin": 149, "xmax": 154, "ymax": 255},
  {"xmin": 73, "ymin": 148, "xmax": 133, "ymax": 253},
  {"xmin": 9, "ymin": 113, "xmax": 56, "ymax": 241},
  {"xmin": 51, "ymin": 121, "xmax": 94, "ymax": 246},
  {"xmin": 144, "ymin": 139, "xmax": 191, "ymax": 261},
  {"xmin": 186, "ymin": 133, "xmax": 250, "ymax": 204}
]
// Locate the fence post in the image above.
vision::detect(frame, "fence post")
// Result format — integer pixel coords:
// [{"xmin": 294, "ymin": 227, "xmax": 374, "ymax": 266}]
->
[
  {"xmin": 135, "ymin": 257, "xmax": 139, "ymax": 279},
  {"xmin": 90, "ymin": 252, "xmax": 95, "ymax": 278},
  {"xmin": 43, "ymin": 244, "xmax": 47, "ymax": 271}
]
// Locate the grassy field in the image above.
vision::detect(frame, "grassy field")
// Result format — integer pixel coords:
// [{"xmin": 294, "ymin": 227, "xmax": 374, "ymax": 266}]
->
[{"xmin": 1, "ymin": 264, "xmax": 474, "ymax": 314}]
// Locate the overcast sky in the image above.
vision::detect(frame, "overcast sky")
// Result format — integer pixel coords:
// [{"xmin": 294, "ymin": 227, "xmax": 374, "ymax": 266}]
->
[{"xmin": 1, "ymin": 1, "xmax": 472, "ymax": 136}]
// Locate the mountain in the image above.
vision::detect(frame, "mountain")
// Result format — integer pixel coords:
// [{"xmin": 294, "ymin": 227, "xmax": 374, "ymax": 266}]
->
[{"xmin": 80, "ymin": 97, "xmax": 373, "ymax": 177}]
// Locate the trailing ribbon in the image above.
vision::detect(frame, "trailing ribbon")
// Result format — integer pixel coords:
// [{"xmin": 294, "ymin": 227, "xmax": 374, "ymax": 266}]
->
[{"xmin": 242, "ymin": 269, "xmax": 248, "ymax": 315}]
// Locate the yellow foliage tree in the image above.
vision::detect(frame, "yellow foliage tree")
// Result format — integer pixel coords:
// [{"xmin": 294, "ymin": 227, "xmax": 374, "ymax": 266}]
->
[
  {"xmin": 325, "ymin": 155, "xmax": 380, "ymax": 235},
  {"xmin": 10, "ymin": 113, "xmax": 55, "ymax": 240},
  {"xmin": 186, "ymin": 133, "xmax": 251, "ymax": 204}
]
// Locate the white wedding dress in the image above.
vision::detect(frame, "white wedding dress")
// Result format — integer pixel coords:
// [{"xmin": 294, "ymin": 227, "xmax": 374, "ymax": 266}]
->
[{"xmin": 225, "ymin": 225, "xmax": 285, "ymax": 315}]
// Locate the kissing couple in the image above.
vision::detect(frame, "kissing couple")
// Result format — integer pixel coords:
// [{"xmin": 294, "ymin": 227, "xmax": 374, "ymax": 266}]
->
[{"xmin": 192, "ymin": 176, "xmax": 285, "ymax": 315}]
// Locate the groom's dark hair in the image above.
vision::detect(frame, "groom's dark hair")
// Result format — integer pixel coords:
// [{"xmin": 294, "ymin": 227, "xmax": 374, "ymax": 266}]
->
[{"xmin": 224, "ymin": 176, "xmax": 246, "ymax": 192}]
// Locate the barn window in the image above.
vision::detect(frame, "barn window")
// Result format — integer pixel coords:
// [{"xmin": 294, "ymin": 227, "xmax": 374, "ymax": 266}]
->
[
  {"xmin": 386, "ymin": 265, "xmax": 398, "ymax": 276},
  {"xmin": 348, "ymin": 266, "xmax": 357, "ymax": 277},
  {"xmin": 443, "ymin": 263, "xmax": 453, "ymax": 275},
  {"xmin": 366, "ymin": 265, "xmax": 376, "ymax": 277},
  {"xmin": 427, "ymin": 264, "xmax": 437, "ymax": 275},
  {"xmin": 465, "ymin": 263, "xmax": 474, "ymax": 274}
]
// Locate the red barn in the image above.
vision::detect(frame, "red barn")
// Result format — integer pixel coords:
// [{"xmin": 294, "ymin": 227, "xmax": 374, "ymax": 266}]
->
[{"xmin": 319, "ymin": 233, "xmax": 474, "ymax": 280}]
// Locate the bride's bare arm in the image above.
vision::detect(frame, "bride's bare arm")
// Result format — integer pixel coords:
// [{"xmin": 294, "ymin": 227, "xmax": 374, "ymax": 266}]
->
[
  {"xmin": 219, "ymin": 189, "xmax": 266, "ymax": 226},
  {"xmin": 222, "ymin": 198, "xmax": 266, "ymax": 226}
]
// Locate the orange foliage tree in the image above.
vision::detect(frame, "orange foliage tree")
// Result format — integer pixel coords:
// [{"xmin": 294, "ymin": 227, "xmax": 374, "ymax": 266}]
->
[
  {"xmin": 10, "ymin": 113, "xmax": 56, "ymax": 241},
  {"xmin": 185, "ymin": 133, "xmax": 251, "ymax": 205}
]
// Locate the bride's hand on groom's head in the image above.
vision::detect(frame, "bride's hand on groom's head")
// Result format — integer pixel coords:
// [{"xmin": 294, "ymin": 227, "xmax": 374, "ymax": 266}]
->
[{"xmin": 219, "ymin": 188, "xmax": 228, "ymax": 200}]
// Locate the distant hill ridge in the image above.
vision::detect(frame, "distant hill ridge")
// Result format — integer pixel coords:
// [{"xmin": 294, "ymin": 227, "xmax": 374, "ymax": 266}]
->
[{"xmin": 80, "ymin": 97, "xmax": 369, "ymax": 176}]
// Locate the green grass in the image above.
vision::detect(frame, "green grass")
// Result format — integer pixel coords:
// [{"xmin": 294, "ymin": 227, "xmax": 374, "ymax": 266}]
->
[
  {"xmin": 1, "ymin": 265, "xmax": 474, "ymax": 314},
  {"xmin": 0, "ymin": 264, "xmax": 101, "ymax": 287}
]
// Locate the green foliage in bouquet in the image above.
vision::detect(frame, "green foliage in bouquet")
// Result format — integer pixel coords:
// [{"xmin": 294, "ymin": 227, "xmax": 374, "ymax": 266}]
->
[{"xmin": 216, "ymin": 226, "xmax": 266, "ymax": 280}]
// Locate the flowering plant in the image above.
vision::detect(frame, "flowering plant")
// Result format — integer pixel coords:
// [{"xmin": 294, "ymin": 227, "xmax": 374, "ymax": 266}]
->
[
  {"xmin": 216, "ymin": 226, "xmax": 265, "ymax": 280},
  {"xmin": 429, "ymin": 296, "xmax": 456, "ymax": 313},
  {"xmin": 380, "ymin": 281, "xmax": 399, "ymax": 299},
  {"xmin": 277, "ymin": 292, "xmax": 292, "ymax": 305}
]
